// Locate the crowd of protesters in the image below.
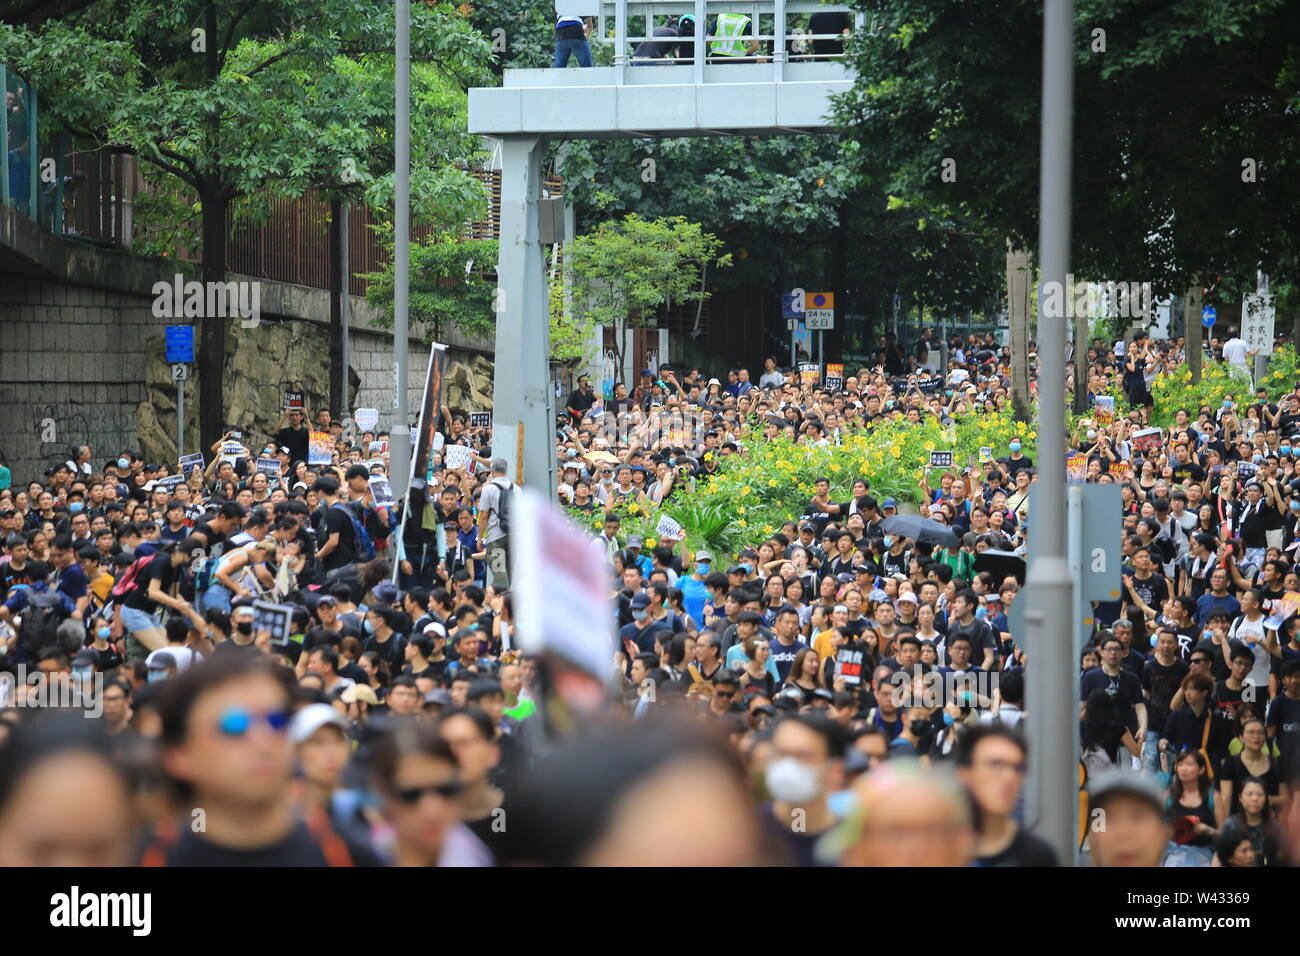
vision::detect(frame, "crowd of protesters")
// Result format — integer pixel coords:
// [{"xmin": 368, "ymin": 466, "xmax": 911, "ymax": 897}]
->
[{"xmin": 2, "ymin": 322, "xmax": 1300, "ymax": 866}]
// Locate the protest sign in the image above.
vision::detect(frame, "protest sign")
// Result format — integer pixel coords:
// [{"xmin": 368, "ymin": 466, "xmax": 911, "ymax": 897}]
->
[
  {"xmin": 1066, "ymin": 454, "xmax": 1088, "ymax": 484},
  {"xmin": 1131, "ymin": 428, "xmax": 1163, "ymax": 453},
  {"xmin": 799, "ymin": 363, "xmax": 820, "ymax": 388},
  {"xmin": 252, "ymin": 600, "xmax": 294, "ymax": 649},
  {"xmin": 443, "ymin": 444, "xmax": 475, "ymax": 472},
  {"xmin": 178, "ymin": 452, "xmax": 205, "ymax": 475},
  {"xmin": 824, "ymin": 364, "xmax": 844, "ymax": 391},
  {"xmin": 369, "ymin": 475, "xmax": 396, "ymax": 510},
  {"xmin": 283, "ymin": 390, "xmax": 305, "ymax": 411},
  {"xmin": 656, "ymin": 514, "xmax": 684, "ymax": 540},
  {"xmin": 354, "ymin": 408, "xmax": 379, "ymax": 432},
  {"xmin": 470, "ymin": 412, "xmax": 492, "ymax": 429},
  {"xmin": 255, "ymin": 458, "xmax": 281, "ymax": 481},
  {"xmin": 1092, "ymin": 394, "xmax": 1115, "ymax": 424},
  {"xmin": 308, "ymin": 431, "xmax": 334, "ymax": 465},
  {"xmin": 928, "ymin": 450, "xmax": 955, "ymax": 469}
]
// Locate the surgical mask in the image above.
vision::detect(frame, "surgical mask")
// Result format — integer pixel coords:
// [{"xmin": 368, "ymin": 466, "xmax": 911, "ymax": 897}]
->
[
  {"xmin": 1253, "ymin": 454, "xmax": 1264, "ymax": 463},
  {"xmin": 1086, "ymin": 429, "xmax": 1097, "ymax": 441},
  {"xmin": 975, "ymin": 606, "xmax": 987, "ymax": 620},
  {"xmin": 147, "ymin": 669, "xmax": 168, "ymax": 683},
  {"xmin": 69, "ymin": 502, "xmax": 84, "ymax": 513},
  {"xmin": 883, "ymin": 536, "xmax": 893, "ymax": 548},
  {"xmin": 117, "ymin": 457, "xmax": 130, "ymax": 469},
  {"xmin": 632, "ymin": 609, "xmax": 648, "ymax": 622},
  {"xmin": 696, "ymin": 562, "xmax": 711, "ymax": 575},
  {"xmin": 1223, "ymin": 399, "xmax": 1232, "ymax": 408},
  {"xmin": 1282, "ymin": 446, "xmax": 1292, "ymax": 457},
  {"xmin": 234, "ymin": 620, "xmax": 253, "ymax": 636},
  {"xmin": 1292, "ymin": 500, "xmax": 1300, "ymax": 512},
  {"xmin": 1009, "ymin": 442, "xmax": 1022, "ymax": 453},
  {"xmin": 96, "ymin": 626, "xmax": 111, "ymax": 640},
  {"xmin": 73, "ymin": 666, "xmax": 92, "ymax": 681},
  {"xmin": 740, "ymin": 563, "xmax": 753, "ymax": 574},
  {"xmin": 764, "ymin": 757, "xmax": 820, "ymax": 804},
  {"xmin": 363, "ymin": 618, "xmax": 375, "ymax": 634},
  {"xmin": 942, "ymin": 710, "xmax": 955, "ymax": 727}
]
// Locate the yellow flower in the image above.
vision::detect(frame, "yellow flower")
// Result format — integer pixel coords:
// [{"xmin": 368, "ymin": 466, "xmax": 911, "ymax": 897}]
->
[
  {"xmin": 737, "ymin": 519, "xmax": 747, "ymax": 528},
  {"xmin": 768, "ymin": 479, "xmax": 778, "ymax": 487},
  {"xmin": 645, "ymin": 537, "xmax": 657, "ymax": 547}
]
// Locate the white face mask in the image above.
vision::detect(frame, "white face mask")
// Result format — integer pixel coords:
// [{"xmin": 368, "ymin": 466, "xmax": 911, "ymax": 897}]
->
[{"xmin": 765, "ymin": 756, "xmax": 821, "ymax": 804}]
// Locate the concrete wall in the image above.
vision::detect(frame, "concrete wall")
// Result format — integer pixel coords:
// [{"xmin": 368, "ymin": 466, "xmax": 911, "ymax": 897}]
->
[{"xmin": 0, "ymin": 205, "xmax": 493, "ymax": 485}]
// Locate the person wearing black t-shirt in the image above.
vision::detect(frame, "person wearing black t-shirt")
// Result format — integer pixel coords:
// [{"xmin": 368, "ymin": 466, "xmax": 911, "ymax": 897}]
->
[
  {"xmin": 957, "ymin": 725, "xmax": 1059, "ymax": 867},
  {"xmin": 1080, "ymin": 634, "xmax": 1147, "ymax": 740},
  {"xmin": 145, "ymin": 656, "xmax": 379, "ymax": 866},
  {"xmin": 313, "ymin": 477, "xmax": 357, "ymax": 573},
  {"xmin": 273, "ymin": 407, "xmax": 310, "ymax": 465}
]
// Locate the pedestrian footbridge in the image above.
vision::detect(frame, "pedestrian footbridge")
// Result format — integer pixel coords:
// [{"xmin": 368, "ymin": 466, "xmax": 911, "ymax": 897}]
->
[{"xmin": 471, "ymin": 0, "xmax": 858, "ymax": 489}]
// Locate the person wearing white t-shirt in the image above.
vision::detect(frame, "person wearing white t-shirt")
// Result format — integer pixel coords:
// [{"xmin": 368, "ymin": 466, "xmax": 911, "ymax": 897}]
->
[
  {"xmin": 1222, "ymin": 333, "xmax": 1251, "ymax": 372},
  {"xmin": 1228, "ymin": 590, "xmax": 1272, "ymax": 692}
]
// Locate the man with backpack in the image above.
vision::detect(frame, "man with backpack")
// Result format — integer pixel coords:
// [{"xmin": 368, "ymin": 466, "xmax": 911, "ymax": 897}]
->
[
  {"xmin": 313, "ymin": 477, "xmax": 374, "ymax": 574},
  {"xmin": 478, "ymin": 459, "xmax": 515, "ymax": 590},
  {"xmin": 0, "ymin": 561, "xmax": 77, "ymax": 664}
]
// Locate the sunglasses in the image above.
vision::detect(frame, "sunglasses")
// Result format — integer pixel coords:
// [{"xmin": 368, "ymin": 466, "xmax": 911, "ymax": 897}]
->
[
  {"xmin": 394, "ymin": 779, "xmax": 465, "ymax": 804},
  {"xmin": 217, "ymin": 707, "xmax": 291, "ymax": 737}
]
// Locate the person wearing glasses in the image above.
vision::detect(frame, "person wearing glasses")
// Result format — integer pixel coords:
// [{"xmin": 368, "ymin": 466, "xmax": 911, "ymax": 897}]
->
[
  {"xmin": 955, "ymin": 724, "xmax": 1058, "ymax": 866},
  {"xmin": 146, "ymin": 655, "xmax": 378, "ymax": 865},
  {"xmin": 374, "ymin": 719, "xmax": 490, "ymax": 867}
]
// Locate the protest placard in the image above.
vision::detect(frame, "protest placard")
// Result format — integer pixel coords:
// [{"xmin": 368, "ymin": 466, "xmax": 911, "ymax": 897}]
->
[{"xmin": 308, "ymin": 431, "xmax": 333, "ymax": 465}]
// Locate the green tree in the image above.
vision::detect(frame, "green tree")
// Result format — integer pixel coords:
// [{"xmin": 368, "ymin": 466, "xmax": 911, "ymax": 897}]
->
[
  {"xmin": 0, "ymin": 0, "xmax": 492, "ymax": 449},
  {"xmin": 836, "ymin": 0, "xmax": 1300, "ymax": 297},
  {"xmin": 566, "ymin": 214, "xmax": 731, "ymax": 379}
]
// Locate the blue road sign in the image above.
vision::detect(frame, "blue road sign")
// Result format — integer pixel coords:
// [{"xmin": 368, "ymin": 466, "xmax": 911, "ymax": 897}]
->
[
  {"xmin": 1202, "ymin": 305, "xmax": 1216, "ymax": 328},
  {"xmin": 782, "ymin": 292, "xmax": 802, "ymax": 319},
  {"xmin": 165, "ymin": 325, "xmax": 195, "ymax": 363}
]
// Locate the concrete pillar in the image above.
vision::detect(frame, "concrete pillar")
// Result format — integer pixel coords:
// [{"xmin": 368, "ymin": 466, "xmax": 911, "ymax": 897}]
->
[{"xmin": 492, "ymin": 135, "xmax": 557, "ymax": 492}]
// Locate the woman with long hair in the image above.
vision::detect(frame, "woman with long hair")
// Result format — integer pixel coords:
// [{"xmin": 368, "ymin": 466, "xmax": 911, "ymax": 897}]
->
[
  {"xmin": 1166, "ymin": 749, "xmax": 1216, "ymax": 865},
  {"xmin": 780, "ymin": 647, "xmax": 824, "ymax": 705},
  {"xmin": 1220, "ymin": 778, "xmax": 1282, "ymax": 867},
  {"xmin": 737, "ymin": 635, "xmax": 777, "ymax": 700}
]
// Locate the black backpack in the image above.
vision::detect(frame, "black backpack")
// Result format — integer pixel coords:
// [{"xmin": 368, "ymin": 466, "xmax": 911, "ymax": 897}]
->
[
  {"xmin": 495, "ymin": 479, "xmax": 514, "ymax": 536},
  {"xmin": 19, "ymin": 590, "xmax": 71, "ymax": 659}
]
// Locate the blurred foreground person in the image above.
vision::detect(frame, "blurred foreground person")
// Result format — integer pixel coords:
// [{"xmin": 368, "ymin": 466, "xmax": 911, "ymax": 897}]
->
[
  {"xmin": 147, "ymin": 655, "xmax": 375, "ymax": 865},
  {"xmin": 499, "ymin": 718, "xmax": 762, "ymax": 865},
  {"xmin": 1085, "ymin": 769, "xmax": 1169, "ymax": 867},
  {"xmin": 833, "ymin": 760, "xmax": 975, "ymax": 866},
  {"xmin": 0, "ymin": 715, "xmax": 136, "ymax": 866},
  {"xmin": 956, "ymin": 725, "xmax": 1058, "ymax": 866},
  {"xmin": 371, "ymin": 719, "xmax": 492, "ymax": 867}
]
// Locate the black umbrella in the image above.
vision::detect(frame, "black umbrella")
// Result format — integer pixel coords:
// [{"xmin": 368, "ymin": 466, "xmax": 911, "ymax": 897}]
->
[
  {"xmin": 880, "ymin": 514, "xmax": 960, "ymax": 548},
  {"xmin": 974, "ymin": 549, "xmax": 1027, "ymax": 585}
]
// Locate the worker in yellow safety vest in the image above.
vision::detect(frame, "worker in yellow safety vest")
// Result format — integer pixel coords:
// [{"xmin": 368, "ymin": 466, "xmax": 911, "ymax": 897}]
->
[{"xmin": 708, "ymin": 12, "xmax": 760, "ymax": 59}]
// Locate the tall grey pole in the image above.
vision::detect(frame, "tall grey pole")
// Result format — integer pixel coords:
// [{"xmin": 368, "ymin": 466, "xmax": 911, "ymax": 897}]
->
[
  {"xmin": 1253, "ymin": 270, "xmax": 1269, "ymax": 386},
  {"xmin": 390, "ymin": 0, "xmax": 412, "ymax": 496},
  {"xmin": 1025, "ymin": 0, "xmax": 1077, "ymax": 867},
  {"xmin": 177, "ymin": 375, "xmax": 185, "ymax": 458},
  {"xmin": 341, "ymin": 202, "xmax": 351, "ymax": 411}
]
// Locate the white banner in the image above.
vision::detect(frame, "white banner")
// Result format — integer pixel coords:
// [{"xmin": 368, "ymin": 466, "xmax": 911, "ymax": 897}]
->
[
  {"xmin": 443, "ymin": 444, "xmax": 474, "ymax": 472},
  {"xmin": 514, "ymin": 488, "xmax": 613, "ymax": 681},
  {"xmin": 1242, "ymin": 292, "xmax": 1276, "ymax": 356}
]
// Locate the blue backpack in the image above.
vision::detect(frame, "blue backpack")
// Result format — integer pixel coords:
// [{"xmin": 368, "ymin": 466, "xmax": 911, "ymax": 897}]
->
[{"xmin": 333, "ymin": 502, "xmax": 376, "ymax": 562}]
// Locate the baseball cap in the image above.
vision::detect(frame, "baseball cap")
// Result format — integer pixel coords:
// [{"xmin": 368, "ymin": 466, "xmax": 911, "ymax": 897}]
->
[
  {"xmin": 694, "ymin": 550, "xmax": 713, "ymax": 562},
  {"xmin": 289, "ymin": 703, "xmax": 349, "ymax": 744},
  {"xmin": 627, "ymin": 535, "xmax": 644, "ymax": 548},
  {"xmin": 373, "ymin": 582, "xmax": 400, "ymax": 605},
  {"xmin": 145, "ymin": 650, "xmax": 177, "ymax": 672},
  {"xmin": 630, "ymin": 592, "xmax": 652, "ymax": 609},
  {"xmin": 423, "ymin": 621, "xmax": 448, "ymax": 639},
  {"xmin": 868, "ymin": 588, "xmax": 890, "ymax": 602},
  {"xmin": 1086, "ymin": 768, "xmax": 1164, "ymax": 815},
  {"xmin": 423, "ymin": 688, "xmax": 453, "ymax": 708},
  {"xmin": 896, "ymin": 592, "xmax": 918, "ymax": 605},
  {"xmin": 882, "ymin": 498, "xmax": 898, "ymax": 509},
  {"xmin": 832, "ymin": 604, "xmax": 849, "ymax": 614}
]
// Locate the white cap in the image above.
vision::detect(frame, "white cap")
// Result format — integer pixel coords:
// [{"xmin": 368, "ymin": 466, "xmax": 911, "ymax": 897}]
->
[{"xmin": 289, "ymin": 703, "xmax": 349, "ymax": 745}]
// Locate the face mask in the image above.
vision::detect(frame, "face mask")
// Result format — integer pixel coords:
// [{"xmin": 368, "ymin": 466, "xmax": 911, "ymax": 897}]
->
[
  {"xmin": 975, "ymin": 606, "xmax": 987, "ymax": 620},
  {"xmin": 909, "ymin": 719, "xmax": 931, "ymax": 738},
  {"xmin": 97, "ymin": 626, "xmax": 111, "ymax": 640},
  {"xmin": 234, "ymin": 620, "xmax": 253, "ymax": 636},
  {"xmin": 740, "ymin": 563, "xmax": 753, "ymax": 574},
  {"xmin": 1009, "ymin": 442, "xmax": 1022, "ymax": 453},
  {"xmin": 73, "ymin": 666, "xmax": 92, "ymax": 681},
  {"xmin": 942, "ymin": 710, "xmax": 955, "ymax": 727},
  {"xmin": 1223, "ymin": 400, "xmax": 1232, "ymax": 408},
  {"xmin": 1086, "ymin": 430, "xmax": 1097, "ymax": 441},
  {"xmin": 764, "ymin": 757, "xmax": 820, "ymax": 804},
  {"xmin": 147, "ymin": 669, "xmax": 168, "ymax": 683},
  {"xmin": 68, "ymin": 502, "xmax": 84, "ymax": 513},
  {"xmin": 632, "ymin": 609, "xmax": 648, "ymax": 622},
  {"xmin": 883, "ymin": 536, "xmax": 893, "ymax": 548},
  {"xmin": 696, "ymin": 563, "xmax": 711, "ymax": 575},
  {"xmin": 1150, "ymin": 635, "xmax": 1159, "ymax": 648},
  {"xmin": 1283, "ymin": 447, "xmax": 1292, "ymax": 457},
  {"xmin": 117, "ymin": 458, "xmax": 130, "ymax": 469},
  {"xmin": 1253, "ymin": 454, "xmax": 1264, "ymax": 463},
  {"xmin": 363, "ymin": 618, "xmax": 376, "ymax": 634},
  {"xmin": 1291, "ymin": 501, "xmax": 1300, "ymax": 512}
]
